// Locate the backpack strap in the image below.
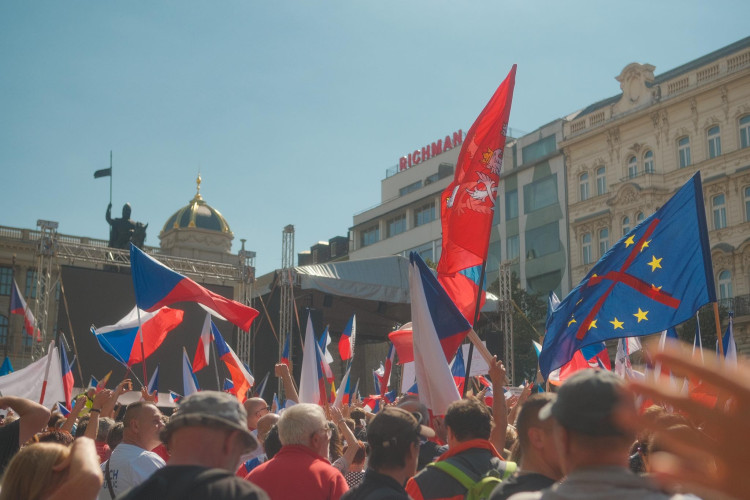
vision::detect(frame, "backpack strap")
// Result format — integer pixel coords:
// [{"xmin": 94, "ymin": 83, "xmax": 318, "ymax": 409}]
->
[
  {"xmin": 104, "ymin": 459, "xmax": 116, "ymax": 500},
  {"xmin": 429, "ymin": 460, "xmax": 477, "ymax": 490}
]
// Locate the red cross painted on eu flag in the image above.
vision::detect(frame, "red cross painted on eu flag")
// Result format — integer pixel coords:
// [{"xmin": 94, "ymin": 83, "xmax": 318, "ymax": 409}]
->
[{"xmin": 573, "ymin": 218, "xmax": 681, "ymax": 341}]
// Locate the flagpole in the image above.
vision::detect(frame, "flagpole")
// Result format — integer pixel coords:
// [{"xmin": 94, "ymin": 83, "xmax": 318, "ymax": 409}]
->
[
  {"xmin": 5, "ymin": 255, "xmax": 14, "ymax": 359},
  {"xmin": 463, "ymin": 260, "xmax": 487, "ymax": 397},
  {"xmin": 39, "ymin": 340, "xmax": 55, "ymax": 404},
  {"xmin": 135, "ymin": 308, "xmax": 148, "ymax": 388},
  {"xmin": 713, "ymin": 302, "xmax": 724, "ymax": 357},
  {"xmin": 109, "ymin": 150, "xmax": 113, "ymax": 207},
  {"xmin": 211, "ymin": 335, "xmax": 222, "ymax": 390}
]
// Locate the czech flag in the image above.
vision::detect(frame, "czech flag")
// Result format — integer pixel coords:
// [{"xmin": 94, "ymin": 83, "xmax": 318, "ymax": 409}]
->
[
  {"xmin": 130, "ymin": 243, "xmax": 259, "ymax": 332},
  {"xmin": 192, "ymin": 313, "xmax": 214, "ymax": 372},
  {"xmin": 254, "ymin": 372, "xmax": 269, "ymax": 399},
  {"xmin": 299, "ymin": 314, "xmax": 327, "ymax": 406},
  {"xmin": 92, "ymin": 306, "xmax": 183, "ymax": 366},
  {"xmin": 280, "ymin": 334, "xmax": 291, "ymax": 367},
  {"xmin": 409, "ymin": 252, "xmax": 465, "ymax": 415},
  {"xmin": 450, "ymin": 348, "xmax": 466, "ymax": 395},
  {"xmin": 182, "ymin": 347, "xmax": 200, "ymax": 397},
  {"xmin": 56, "ymin": 402, "xmax": 70, "ymax": 417},
  {"xmin": 210, "ymin": 319, "xmax": 254, "ymax": 403},
  {"xmin": 333, "ymin": 363, "xmax": 351, "ymax": 409},
  {"xmin": 169, "ymin": 391, "xmax": 182, "ymax": 404},
  {"xmin": 10, "ymin": 279, "xmax": 40, "ymax": 341},
  {"xmin": 338, "ymin": 314, "xmax": 356, "ymax": 361},
  {"xmin": 223, "ymin": 378, "xmax": 235, "ymax": 393},
  {"xmin": 147, "ymin": 365, "xmax": 159, "ymax": 402},
  {"xmin": 60, "ymin": 346, "xmax": 74, "ymax": 410},
  {"xmin": 381, "ymin": 343, "xmax": 395, "ymax": 398}
]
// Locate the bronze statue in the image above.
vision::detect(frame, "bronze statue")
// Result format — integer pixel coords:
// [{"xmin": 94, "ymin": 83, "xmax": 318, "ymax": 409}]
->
[{"xmin": 106, "ymin": 203, "xmax": 148, "ymax": 249}]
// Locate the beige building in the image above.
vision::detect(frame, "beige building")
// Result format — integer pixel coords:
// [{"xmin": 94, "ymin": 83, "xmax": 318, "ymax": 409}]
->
[{"xmin": 562, "ymin": 36, "xmax": 750, "ymax": 350}]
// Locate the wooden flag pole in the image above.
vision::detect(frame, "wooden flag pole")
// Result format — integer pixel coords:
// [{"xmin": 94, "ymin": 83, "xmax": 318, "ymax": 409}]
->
[
  {"xmin": 463, "ymin": 261, "xmax": 487, "ymax": 396},
  {"xmin": 713, "ymin": 302, "xmax": 724, "ymax": 357},
  {"xmin": 467, "ymin": 328, "xmax": 509, "ymax": 385}
]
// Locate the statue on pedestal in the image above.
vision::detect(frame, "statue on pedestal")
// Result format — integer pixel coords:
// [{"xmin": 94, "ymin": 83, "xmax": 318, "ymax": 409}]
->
[{"xmin": 106, "ymin": 203, "xmax": 148, "ymax": 249}]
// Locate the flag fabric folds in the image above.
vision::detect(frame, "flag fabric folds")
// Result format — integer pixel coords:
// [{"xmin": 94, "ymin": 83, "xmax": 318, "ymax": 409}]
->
[
  {"xmin": 718, "ymin": 312, "xmax": 737, "ymax": 367},
  {"xmin": 0, "ymin": 345, "xmax": 64, "ymax": 409},
  {"xmin": 381, "ymin": 343, "xmax": 395, "ymax": 398},
  {"xmin": 169, "ymin": 391, "xmax": 182, "ymax": 404},
  {"xmin": 410, "ymin": 252, "xmax": 464, "ymax": 415},
  {"xmin": 60, "ymin": 346, "xmax": 74, "ymax": 410},
  {"xmin": 93, "ymin": 167, "xmax": 112, "ymax": 178},
  {"xmin": 56, "ymin": 402, "xmax": 70, "ymax": 417},
  {"xmin": 210, "ymin": 317, "xmax": 254, "ymax": 403},
  {"xmin": 130, "ymin": 244, "xmax": 259, "ymax": 331},
  {"xmin": 0, "ymin": 357, "xmax": 13, "ymax": 376},
  {"xmin": 147, "ymin": 365, "xmax": 160, "ymax": 402},
  {"xmin": 280, "ymin": 334, "xmax": 291, "ymax": 367},
  {"xmin": 96, "ymin": 371, "xmax": 112, "ymax": 393},
  {"xmin": 223, "ymin": 378, "xmax": 235, "ymax": 393},
  {"xmin": 333, "ymin": 364, "xmax": 352, "ymax": 409},
  {"xmin": 92, "ymin": 306, "xmax": 183, "ymax": 366},
  {"xmin": 182, "ymin": 347, "xmax": 200, "ymax": 397},
  {"xmin": 319, "ymin": 326, "xmax": 334, "ymax": 364},
  {"xmin": 192, "ymin": 313, "xmax": 214, "ymax": 372},
  {"xmin": 388, "ymin": 323, "xmax": 414, "ymax": 364},
  {"xmin": 10, "ymin": 279, "xmax": 40, "ymax": 340},
  {"xmin": 299, "ymin": 314, "xmax": 325, "ymax": 405},
  {"xmin": 254, "ymin": 372, "xmax": 269, "ymax": 399},
  {"xmin": 437, "ymin": 65, "xmax": 517, "ymax": 323},
  {"xmin": 540, "ymin": 172, "xmax": 716, "ymax": 379},
  {"xmin": 338, "ymin": 314, "xmax": 357, "ymax": 361},
  {"xmin": 450, "ymin": 348, "xmax": 466, "ymax": 395}
]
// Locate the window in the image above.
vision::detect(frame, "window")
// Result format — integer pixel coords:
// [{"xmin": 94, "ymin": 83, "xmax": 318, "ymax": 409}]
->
[
  {"xmin": 712, "ymin": 194, "xmax": 727, "ymax": 230},
  {"xmin": 386, "ymin": 214, "xmax": 406, "ymax": 238},
  {"xmin": 408, "ymin": 242, "xmax": 434, "ymax": 263},
  {"xmin": 399, "ymin": 181, "xmax": 422, "ymax": 197},
  {"xmin": 424, "ymin": 173, "xmax": 439, "ymax": 185},
  {"xmin": 740, "ymin": 115, "xmax": 750, "ymax": 149},
  {"xmin": 678, "ymin": 136, "xmax": 691, "ymax": 168},
  {"xmin": 718, "ymin": 270, "xmax": 733, "ymax": 300},
  {"xmin": 525, "ymin": 222, "xmax": 560, "ymax": 259},
  {"xmin": 506, "ymin": 234, "xmax": 520, "ymax": 260},
  {"xmin": 523, "ymin": 175, "xmax": 558, "ymax": 212},
  {"xmin": 628, "ymin": 156, "xmax": 638, "ymax": 179},
  {"xmin": 579, "ymin": 173, "xmax": 590, "ymax": 201},
  {"xmin": 414, "ymin": 203, "xmax": 436, "ymax": 227},
  {"xmin": 707, "ymin": 126, "xmax": 721, "ymax": 159},
  {"xmin": 582, "ymin": 233, "xmax": 592, "ymax": 265},
  {"xmin": 643, "ymin": 150, "xmax": 654, "ymax": 174},
  {"xmin": 360, "ymin": 226, "xmax": 379, "ymax": 247},
  {"xmin": 505, "ymin": 190, "xmax": 518, "ymax": 220},
  {"xmin": 745, "ymin": 186, "xmax": 750, "ymax": 222},
  {"xmin": 25, "ymin": 270, "xmax": 38, "ymax": 299},
  {"xmin": 599, "ymin": 228, "xmax": 610, "ymax": 256},
  {"xmin": 0, "ymin": 315, "xmax": 6, "ymax": 345},
  {"xmin": 0, "ymin": 267, "xmax": 11, "ymax": 296},
  {"xmin": 596, "ymin": 166, "xmax": 606, "ymax": 196},
  {"xmin": 521, "ymin": 135, "xmax": 556, "ymax": 164},
  {"xmin": 636, "ymin": 212, "xmax": 645, "ymax": 223},
  {"xmin": 622, "ymin": 216, "xmax": 631, "ymax": 236}
]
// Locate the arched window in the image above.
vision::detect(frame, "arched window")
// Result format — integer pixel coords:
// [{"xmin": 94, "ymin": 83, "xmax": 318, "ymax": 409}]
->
[
  {"xmin": 596, "ymin": 166, "xmax": 606, "ymax": 195},
  {"xmin": 678, "ymin": 136, "xmax": 691, "ymax": 168},
  {"xmin": 636, "ymin": 212, "xmax": 645, "ymax": 224},
  {"xmin": 745, "ymin": 186, "xmax": 750, "ymax": 222},
  {"xmin": 622, "ymin": 216, "xmax": 631, "ymax": 236},
  {"xmin": 740, "ymin": 115, "xmax": 750, "ymax": 149},
  {"xmin": 643, "ymin": 150, "xmax": 654, "ymax": 174},
  {"xmin": 628, "ymin": 156, "xmax": 638, "ymax": 179},
  {"xmin": 718, "ymin": 270, "xmax": 733, "ymax": 300},
  {"xmin": 712, "ymin": 194, "xmax": 726, "ymax": 230},
  {"xmin": 582, "ymin": 233, "xmax": 592, "ymax": 265},
  {"xmin": 599, "ymin": 228, "xmax": 610, "ymax": 256},
  {"xmin": 707, "ymin": 126, "xmax": 721, "ymax": 159},
  {"xmin": 579, "ymin": 172, "xmax": 590, "ymax": 201}
]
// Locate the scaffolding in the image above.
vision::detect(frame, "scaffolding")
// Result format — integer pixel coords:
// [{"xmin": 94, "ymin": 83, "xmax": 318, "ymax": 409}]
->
[
  {"xmin": 236, "ymin": 239, "xmax": 256, "ymax": 367},
  {"xmin": 499, "ymin": 261, "xmax": 514, "ymax": 385},
  {"xmin": 279, "ymin": 225, "xmax": 295, "ymax": 397},
  {"xmin": 32, "ymin": 220, "xmax": 59, "ymax": 360}
]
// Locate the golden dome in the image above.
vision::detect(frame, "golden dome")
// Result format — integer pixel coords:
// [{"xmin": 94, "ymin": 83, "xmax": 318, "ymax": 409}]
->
[{"xmin": 161, "ymin": 175, "xmax": 232, "ymax": 235}]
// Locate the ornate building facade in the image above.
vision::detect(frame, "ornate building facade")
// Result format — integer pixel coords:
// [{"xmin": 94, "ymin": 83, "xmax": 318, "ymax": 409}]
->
[{"xmin": 562, "ymin": 37, "xmax": 750, "ymax": 350}]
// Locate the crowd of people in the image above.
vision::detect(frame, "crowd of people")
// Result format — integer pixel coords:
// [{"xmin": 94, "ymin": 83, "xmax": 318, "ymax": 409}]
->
[{"xmin": 0, "ymin": 345, "xmax": 746, "ymax": 500}]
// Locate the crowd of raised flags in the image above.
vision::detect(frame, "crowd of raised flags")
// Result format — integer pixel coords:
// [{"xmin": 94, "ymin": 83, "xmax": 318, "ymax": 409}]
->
[{"xmin": 0, "ymin": 63, "xmax": 740, "ymax": 450}]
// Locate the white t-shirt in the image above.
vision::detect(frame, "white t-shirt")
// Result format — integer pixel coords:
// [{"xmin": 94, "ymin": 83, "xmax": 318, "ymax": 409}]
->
[{"xmin": 99, "ymin": 443, "xmax": 165, "ymax": 500}]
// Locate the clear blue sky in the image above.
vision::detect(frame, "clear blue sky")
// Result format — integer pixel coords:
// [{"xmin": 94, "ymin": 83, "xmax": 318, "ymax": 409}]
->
[{"xmin": 2, "ymin": 1, "xmax": 748, "ymax": 276}]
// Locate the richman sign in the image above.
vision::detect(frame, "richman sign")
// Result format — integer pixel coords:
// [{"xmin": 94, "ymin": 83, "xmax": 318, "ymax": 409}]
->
[{"xmin": 399, "ymin": 130, "xmax": 463, "ymax": 171}]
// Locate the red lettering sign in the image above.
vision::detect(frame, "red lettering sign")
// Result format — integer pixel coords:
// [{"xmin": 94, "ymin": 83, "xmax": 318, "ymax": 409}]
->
[{"xmin": 397, "ymin": 130, "xmax": 462, "ymax": 172}]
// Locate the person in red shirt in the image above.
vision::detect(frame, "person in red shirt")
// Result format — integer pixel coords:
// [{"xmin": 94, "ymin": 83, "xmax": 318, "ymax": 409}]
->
[{"xmin": 246, "ymin": 403, "xmax": 348, "ymax": 500}]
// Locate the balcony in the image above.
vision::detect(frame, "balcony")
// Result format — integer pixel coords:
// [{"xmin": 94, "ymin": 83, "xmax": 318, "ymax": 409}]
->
[{"xmin": 719, "ymin": 294, "xmax": 750, "ymax": 317}]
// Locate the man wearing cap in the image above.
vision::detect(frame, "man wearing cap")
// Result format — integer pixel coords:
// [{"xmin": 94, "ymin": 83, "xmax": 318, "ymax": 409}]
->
[
  {"xmin": 489, "ymin": 394, "xmax": 563, "ymax": 500},
  {"xmin": 246, "ymin": 403, "xmax": 348, "ymax": 500},
  {"xmin": 118, "ymin": 391, "xmax": 269, "ymax": 500},
  {"xmin": 508, "ymin": 370, "xmax": 686, "ymax": 500},
  {"xmin": 99, "ymin": 401, "xmax": 165, "ymax": 500},
  {"xmin": 342, "ymin": 406, "xmax": 433, "ymax": 500},
  {"xmin": 405, "ymin": 397, "xmax": 516, "ymax": 500}
]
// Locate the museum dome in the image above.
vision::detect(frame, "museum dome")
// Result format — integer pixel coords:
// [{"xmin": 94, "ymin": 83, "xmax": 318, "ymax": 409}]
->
[{"xmin": 161, "ymin": 175, "xmax": 232, "ymax": 235}]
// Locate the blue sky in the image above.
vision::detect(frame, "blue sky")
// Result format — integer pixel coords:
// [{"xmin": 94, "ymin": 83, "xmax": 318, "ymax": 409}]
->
[{"xmin": 2, "ymin": 1, "xmax": 748, "ymax": 276}]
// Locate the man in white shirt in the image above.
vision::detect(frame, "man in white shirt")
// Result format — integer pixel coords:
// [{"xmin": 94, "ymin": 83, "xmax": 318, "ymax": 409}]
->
[{"xmin": 100, "ymin": 401, "xmax": 165, "ymax": 499}]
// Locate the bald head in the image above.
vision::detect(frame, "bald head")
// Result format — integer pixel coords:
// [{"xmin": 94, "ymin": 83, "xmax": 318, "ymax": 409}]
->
[
  {"xmin": 256, "ymin": 413, "xmax": 280, "ymax": 445},
  {"xmin": 243, "ymin": 398, "xmax": 269, "ymax": 430}
]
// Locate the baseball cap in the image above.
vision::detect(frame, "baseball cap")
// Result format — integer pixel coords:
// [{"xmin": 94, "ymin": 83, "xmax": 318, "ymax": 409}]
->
[
  {"xmin": 539, "ymin": 369, "xmax": 626, "ymax": 436},
  {"xmin": 366, "ymin": 407, "xmax": 435, "ymax": 450},
  {"xmin": 162, "ymin": 391, "xmax": 258, "ymax": 450}
]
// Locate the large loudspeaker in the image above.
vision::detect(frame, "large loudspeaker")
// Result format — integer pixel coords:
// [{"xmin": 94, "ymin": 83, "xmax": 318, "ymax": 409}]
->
[{"xmin": 484, "ymin": 330, "xmax": 503, "ymax": 358}]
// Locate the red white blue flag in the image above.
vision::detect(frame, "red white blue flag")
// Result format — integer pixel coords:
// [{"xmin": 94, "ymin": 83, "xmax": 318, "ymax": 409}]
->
[
  {"xmin": 338, "ymin": 314, "xmax": 356, "ymax": 361},
  {"xmin": 280, "ymin": 334, "xmax": 291, "ymax": 367},
  {"xmin": 130, "ymin": 244, "xmax": 258, "ymax": 331},
  {"xmin": 60, "ymin": 345, "xmax": 74, "ymax": 410},
  {"xmin": 210, "ymin": 317, "xmax": 254, "ymax": 403},
  {"xmin": 147, "ymin": 365, "xmax": 159, "ymax": 402},
  {"xmin": 438, "ymin": 65, "xmax": 517, "ymax": 323},
  {"xmin": 10, "ymin": 279, "xmax": 40, "ymax": 341}
]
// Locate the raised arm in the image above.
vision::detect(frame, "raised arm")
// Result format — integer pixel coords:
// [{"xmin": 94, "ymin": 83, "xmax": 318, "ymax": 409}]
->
[
  {"xmin": 275, "ymin": 363, "xmax": 299, "ymax": 404},
  {"xmin": 487, "ymin": 356, "xmax": 508, "ymax": 453},
  {"xmin": 0, "ymin": 396, "xmax": 51, "ymax": 445},
  {"xmin": 84, "ymin": 390, "xmax": 113, "ymax": 440},
  {"xmin": 101, "ymin": 379, "xmax": 131, "ymax": 418},
  {"xmin": 60, "ymin": 394, "xmax": 87, "ymax": 435},
  {"xmin": 47, "ymin": 437, "xmax": 103, "ymax": 500}
]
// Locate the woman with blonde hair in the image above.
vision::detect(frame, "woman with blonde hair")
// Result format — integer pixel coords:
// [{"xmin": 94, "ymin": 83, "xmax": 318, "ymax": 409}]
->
[{"xmin": 0, "ymin": 437, "xmax": 102, "ymax": 500}]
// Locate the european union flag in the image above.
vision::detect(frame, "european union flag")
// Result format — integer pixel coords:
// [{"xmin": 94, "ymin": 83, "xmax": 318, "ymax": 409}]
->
[{"xmin": 540, "ymin": 172, "xmax": 716, "ymax": 379}]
